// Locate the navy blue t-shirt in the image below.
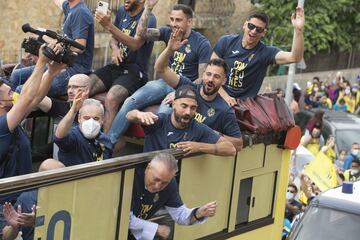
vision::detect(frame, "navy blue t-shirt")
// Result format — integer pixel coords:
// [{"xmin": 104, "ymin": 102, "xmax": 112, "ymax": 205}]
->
[
  {"xmin": 13, "ymin": 190, "xmax": 38, "ymax": 240},
  {"xmin": 159, "ymin": 27, "xmax": 211, "ymax": 81},
  {"xmin": 177, "ymin": 76, "xmax": 241, "ymax": 138},
  {"xmin": 213, "ymin": 34, "xmax": 280, "ymax": 99},
  {"xmin": 132, "ymin": 167, "xmax": 182, "ymax": 220},
  {"xmin": 0, "ymin": 114, "xmax": 32, "ymax": 204},
  {"xmin": 143, "ymin": 113, "xmax": 220, "ymax": 152},
  {"xmin": 62, "ymin": 1, "xmax": 94, "ymax": 73},
  {"xmin": 114, "ymin": 6, "xmax": 157, "ymax": 80},
  {"xmin": 54, "ymin": 125, "xmax": 112, "ymax": 166}
]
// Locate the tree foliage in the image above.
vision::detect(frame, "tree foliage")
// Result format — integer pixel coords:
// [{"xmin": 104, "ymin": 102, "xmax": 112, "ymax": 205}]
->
[{"xmin": 252, "ymin": 0, "xmax": 360, "ymax": 58}]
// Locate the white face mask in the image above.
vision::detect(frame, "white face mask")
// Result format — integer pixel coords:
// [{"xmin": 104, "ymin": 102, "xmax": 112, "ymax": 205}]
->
[
  {"xmin": 313, "ymin": 87, "xmax": 319, "ymax": 92},
  {"xmin": 350, "ymin": 168, "xmax": 359, "ymax": 176},
  {"xmin": 351, "ymin": 149, "xmax": 359, "ymax": 156},
  {"xmin": 80, "ymin": 118, "xmax": 101, "ymax": 139},
  {"xmin": 286, "ymin": 192, "xmax": 294, "ymax": 200}
]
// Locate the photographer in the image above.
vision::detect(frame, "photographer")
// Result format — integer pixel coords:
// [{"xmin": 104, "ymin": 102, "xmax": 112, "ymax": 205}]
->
[
  {"xmin": 0, "ymin": 45, "xmax": 66, "ymax": 239},
  {"xmin": 10, "ymin": 0, "xmax": 94, "ymax": 97}
]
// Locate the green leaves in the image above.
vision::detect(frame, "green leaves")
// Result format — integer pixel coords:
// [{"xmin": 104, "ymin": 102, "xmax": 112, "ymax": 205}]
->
[{"xmin": 252, "ymin": 0, "xmax": 360, "ymax": 58}]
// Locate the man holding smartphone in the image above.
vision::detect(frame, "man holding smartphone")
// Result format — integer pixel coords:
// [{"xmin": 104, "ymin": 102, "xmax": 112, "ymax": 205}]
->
[
  {"xmin": 89, "ymin": 0, "xmax": 157, "ymax": 133},
  {"xmin": 9, "ymin": 0, "xmax": 94, "ymax": 97}
]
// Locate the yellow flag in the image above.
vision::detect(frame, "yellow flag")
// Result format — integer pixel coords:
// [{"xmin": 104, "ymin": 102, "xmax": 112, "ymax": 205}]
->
[{"xmin": 304, "ymin": 151, "xmax": 338, "ymax": 191}]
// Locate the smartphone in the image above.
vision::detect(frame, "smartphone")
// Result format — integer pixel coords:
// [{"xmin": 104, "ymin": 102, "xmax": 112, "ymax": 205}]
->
[{"xmin": 97, "ymin": 1, "xmax": 109, "ymax": 14}]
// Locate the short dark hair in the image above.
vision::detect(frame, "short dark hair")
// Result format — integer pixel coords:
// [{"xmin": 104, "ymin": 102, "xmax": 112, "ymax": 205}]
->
[
  {"xmin": 206, "ymin": 58, "xmax": 229, "ymax": 75},
  {"xmin": 173, "ymin": 4, "xmax": 193, "ymax": 18},
  {"xmin": 0, "ymin": 79, "xmax": 4, "ymax": 87},
  {"xmin": 288, "ymin": 183, "xmax": 298, "ymax": 193},
  {"xmin": 247, "ymin": 12, "xmax": 269, "ymax": 28}
]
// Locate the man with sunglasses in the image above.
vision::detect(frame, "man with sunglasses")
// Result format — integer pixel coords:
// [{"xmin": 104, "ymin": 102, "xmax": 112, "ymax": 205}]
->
[{"xmin": 212, "ymin": 7, "xmax": 305, "ymax": 106}]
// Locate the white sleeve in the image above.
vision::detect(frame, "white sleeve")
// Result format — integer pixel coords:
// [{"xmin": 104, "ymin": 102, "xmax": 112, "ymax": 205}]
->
[
  {"xmin": 165, "ymin": 204, "xmax": 207, "ymax": 225},
  {"xmin": 129, "ymin": 212, "xmax": 159, "ymax": 240}
]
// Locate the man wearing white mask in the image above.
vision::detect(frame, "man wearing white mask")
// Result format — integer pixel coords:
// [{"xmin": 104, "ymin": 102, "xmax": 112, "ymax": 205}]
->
[
  {"xmin": 343, "ymin": 159, "xmax": 360, "ymax": 182},
  {"xmin": 54, "ymin": 93, "xmax": 112, "ymax": 166},
  {"xmin": 284, "ymin": 183, "xmax": 302, "ymax": 222},
  {"xmin": 343, "ymin": 142, "xmax": 360, "ymax": 170}
]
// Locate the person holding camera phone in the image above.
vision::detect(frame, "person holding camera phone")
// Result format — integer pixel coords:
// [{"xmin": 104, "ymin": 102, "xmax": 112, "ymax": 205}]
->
[
  {"xmin": 89, "ymin": 0, "xmax": 157, "ymax": 134},
  {"xmin": 10, "ymin": 0, "xmax": 94, "ymax": 98}
]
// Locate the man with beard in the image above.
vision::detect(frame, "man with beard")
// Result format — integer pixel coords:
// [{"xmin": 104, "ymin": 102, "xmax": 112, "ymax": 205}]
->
[
  {"xmin": 154, "ymin": 28, "xmax": 242, "ymax": 151},
  {"xmin": 95, "ymin": 1, "xmax": 212, "ymax": 147},
  {"xmin": 126, "ymin": 85, "xmax": 236, "ymax": 156},
  {"xmin": 89, "ymin": 0, "xmax": 157, "ymax": 133},
  {"xmin": 211, "ymin": 7, "xmax": 305, "ymax": 106}
]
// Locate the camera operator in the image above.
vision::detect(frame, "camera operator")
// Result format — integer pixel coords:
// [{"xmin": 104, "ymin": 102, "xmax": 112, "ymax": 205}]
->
[
  {"xmin": 0, "ymin": 45, "xmax": 66, "ymax": 239},
  {"xmin": 10, "ymin": 0, "xmax": 94, "ymax": 97}
]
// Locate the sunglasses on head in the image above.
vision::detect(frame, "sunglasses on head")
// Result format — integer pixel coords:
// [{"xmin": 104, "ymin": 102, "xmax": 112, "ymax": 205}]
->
[{"xmin": 247, "ymin": 22, "xmax": 265, "ymax": 33}]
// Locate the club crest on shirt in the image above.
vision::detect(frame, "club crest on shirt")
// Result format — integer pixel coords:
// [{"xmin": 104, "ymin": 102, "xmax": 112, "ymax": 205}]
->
[
  {"xmin": 185, "ymin": 44, "xmax": 191, "ymax": 53},
  {"xmin": 153, "ymin": 193, "xmax": 159, "ymax": 203},
  {"xmin": 248, "ymin": 53, "xmax": 255, "ymax": 62},
  {"xmin": 131, "ymin": 21, "xmax": 137, "ymax": 29},
  {"xmin": 207, "ymin": 107, "xmax": 215, "ymax": 117}
]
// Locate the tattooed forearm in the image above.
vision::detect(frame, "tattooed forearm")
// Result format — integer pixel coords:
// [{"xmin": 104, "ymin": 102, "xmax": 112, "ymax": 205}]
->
[{"xmin": 136, "ymin": 7, "xmax": 153, "ymax": 39}]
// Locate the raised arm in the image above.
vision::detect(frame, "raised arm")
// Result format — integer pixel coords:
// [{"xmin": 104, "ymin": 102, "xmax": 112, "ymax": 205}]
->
[
  {"xmin": 55, "ymin": 91, "xmax": 86, "ymax": 139},
  {"xmin": 275, "ymin": 7, "xmax": 305, "ymax": 64},
  {"xmin": 6, "ymin": 47, "xmax": 49, "ymax": 131},
  {"xmin": 154, "ymin": 28, "xmax": 188, "ymax": 88}
]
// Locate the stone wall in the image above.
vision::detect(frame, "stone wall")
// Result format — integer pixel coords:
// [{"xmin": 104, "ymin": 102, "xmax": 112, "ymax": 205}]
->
[{"xmin": 0, "ymin": 1, "xmax": 61, "ymax": 63}]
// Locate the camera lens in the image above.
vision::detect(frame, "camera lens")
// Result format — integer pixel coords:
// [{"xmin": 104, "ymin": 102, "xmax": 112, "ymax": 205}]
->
[{"xmin": 99, "ymin": 2, "xmax": 103, "ymax": 6}]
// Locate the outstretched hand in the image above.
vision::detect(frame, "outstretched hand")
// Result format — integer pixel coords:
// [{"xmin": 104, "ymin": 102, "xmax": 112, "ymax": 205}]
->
[
  {"xmin": 291, "ymin": 7, "xmax": 305, "ymax": 30},
  {"xmin": 167, "ymin": 28, "xmax": 188, "ymax": 52},
  {"xmin": 71, "ymin": 90, "xmax": 87, "ymax": 113},
  {"xmin": 137, "ymin": 111, "xmax": 159, "ymax": 125},
  {"xmin": 197, "ymin": 201, "xmax": 217, "ymax": 218}
]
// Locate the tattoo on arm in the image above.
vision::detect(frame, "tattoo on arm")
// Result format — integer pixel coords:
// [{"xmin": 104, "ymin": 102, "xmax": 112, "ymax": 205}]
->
[{"xmin": 136, "ymin": 7, "xmax": 154, "ymax": 39}]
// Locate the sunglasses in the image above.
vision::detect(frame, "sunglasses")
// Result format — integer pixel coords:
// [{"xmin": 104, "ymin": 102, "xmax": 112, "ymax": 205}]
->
[{"xmin": 247, "ymin": 22, "xmax": 265, "ymax": 33}]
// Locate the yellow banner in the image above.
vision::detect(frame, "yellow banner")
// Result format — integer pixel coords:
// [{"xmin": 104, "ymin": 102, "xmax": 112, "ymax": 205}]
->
[
  {"xmin": 304, "ymin": 151, "xmax": 337, "ymax": 191},
  {"xmin": 34, "ymin": 172, "xmax": 122, "ymax": 240}
]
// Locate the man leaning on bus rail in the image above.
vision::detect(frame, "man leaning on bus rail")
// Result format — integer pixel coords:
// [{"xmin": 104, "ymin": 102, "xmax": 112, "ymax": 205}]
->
[{"xmin": 129, "ymin": 153, "xmax": 217, "ymax": 240}]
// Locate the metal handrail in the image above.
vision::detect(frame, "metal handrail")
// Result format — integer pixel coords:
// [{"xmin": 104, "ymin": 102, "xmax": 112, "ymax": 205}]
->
[{"xmin": 0, "ymin": 149, "xmax": 183, "ymax": 195}]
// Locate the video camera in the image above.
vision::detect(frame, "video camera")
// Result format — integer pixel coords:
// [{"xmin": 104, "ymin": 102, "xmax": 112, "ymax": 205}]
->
[{"xmin": 21, "ymin": 23, "xmax": 85, "ymax": 66}]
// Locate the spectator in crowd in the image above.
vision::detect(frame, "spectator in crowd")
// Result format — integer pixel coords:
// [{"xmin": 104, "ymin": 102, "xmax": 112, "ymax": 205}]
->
[
  {"xmin": 301, "ymin": 122, "xmax": 323, "ymax": 155},
  {"xmin": 126, "ymin": 85, "xmax": 236, "ymax": 156},
  {"xmin": 89, "ymin": 0, "xmax": 157, "ymax": 133},
  {"xmin": 343, "ymin": 158, "xmax": 360, "ymax": 182},
  {"xmin": 291, "ymin": 83, "xmax": 302, "ymax": 114},
  {"xmin": 2, "ymin": 159, "xmax": 65, "ymax": 240},
  {"xmin": 305, "ymin": 110, "xmax": 323, "ymax": 133},
  {"xmin": 0, "ymin": 47, "xmax": 65, "ymax": 238},
  {"xmin": 333, "ymin": 98, "xmax": 347, "ymax": 112},
  {"xmin": 54, "ymin": 96, "xmax": 112, "ymax": 166},
  {"xmin": 98, "ymin": 1, "xmax": 212, "ymax": 148},
  {"xmin": 343, "ymin": 142, "xmax": 360, "ymax": 170},
  {"xmin": 211, "ymin": 7, "xmax": 305, "ymax": 106},
  {"xmin": 154, "ymin": 28, "xmax": 242, "ymax": 151},
  {"xmin": 37, "ymin": 73, "xmax": 90, "ymax": 121},
  {"xmin": 320, "ymin": 135, "xmax": 336, "ymax": 163},
  {"xmin": 335, "ymin": 149, "xmax": 348, "ymax": 171},
  {"xmin": 285, "ymin": 183, "xmax": 302, "ymax": 222},
  {"xmin": 10, "ymin": 0, "xmax": 94, "ymax": 97},
  {"xmin": 319, "ymin": 92, "xmax": 332, "ymax": 110},
  {"xmin": 129, "ymin": 153, "xmax": 217, "ymax": 240}
]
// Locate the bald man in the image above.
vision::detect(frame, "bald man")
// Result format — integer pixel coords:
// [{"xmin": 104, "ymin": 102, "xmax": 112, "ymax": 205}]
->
[
  {"xmin": 2, "ymin": 159, "xmax": 65, "ymax": 240},
  {"xmin": 37, "ymin": 73, "xmax": 90, "ymax": 121}
]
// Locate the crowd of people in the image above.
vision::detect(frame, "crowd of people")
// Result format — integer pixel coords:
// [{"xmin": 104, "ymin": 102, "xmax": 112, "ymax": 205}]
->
[
  {"xmin": 0, "ymin": 0, "xmax": 307, "ymax": 239},
  {"xmin": 291, "ymin": 73, "xmax": 360, "ymax": 115},
  {"xmin": 283, "ymin": 108, "xmax": 360, "ymax": 238}
]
